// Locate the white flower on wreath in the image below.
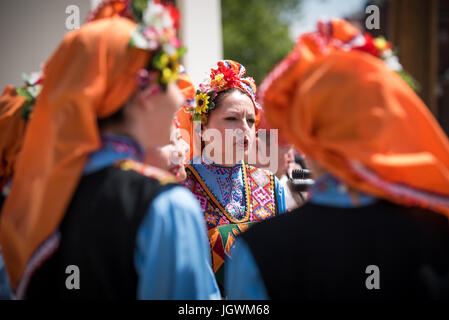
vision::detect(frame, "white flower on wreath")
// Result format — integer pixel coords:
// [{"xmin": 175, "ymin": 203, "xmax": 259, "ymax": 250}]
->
[
  {"xmin": 381, "ymin": 51, "xmax": 403, "ymax": 72},
  {"xmin": 143, "ymin": 1, "xmax": 174, "ymax": 30}
]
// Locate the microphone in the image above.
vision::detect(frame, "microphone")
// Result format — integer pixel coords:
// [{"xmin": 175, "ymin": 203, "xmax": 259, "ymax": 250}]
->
[
  {"xmin": 291, "ymin": 169, "xmax": 312, "ymax": 180},
  {"xmin": 289, "ymin": 169, "xmax": 314, "ymax": 193}
]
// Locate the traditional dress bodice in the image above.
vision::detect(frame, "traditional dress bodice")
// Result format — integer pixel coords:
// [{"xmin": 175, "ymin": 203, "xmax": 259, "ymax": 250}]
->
[{"xmin": 183, "ymin": 158, "xmax": 281, "ymax": 289}]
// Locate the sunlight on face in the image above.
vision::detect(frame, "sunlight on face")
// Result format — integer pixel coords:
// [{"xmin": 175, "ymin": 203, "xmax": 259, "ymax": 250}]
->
[
  {"xmin": 146, "ymin": 126, "xmax": 189, "ymax": 180},
  {"xmin": 138, "ymin": 82, "xmax": 185, "ymax": 148},
  {"xmin": 202, "ymin": 90, "xmax": 256, "ymax": 166}
]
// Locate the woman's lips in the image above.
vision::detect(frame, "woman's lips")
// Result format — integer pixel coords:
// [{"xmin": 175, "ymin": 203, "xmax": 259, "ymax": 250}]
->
[
  {"xmin": 168, "ymin": 164, "xmax": 182, "ymax": 174},
  {"xmin": 236, "ymin": 138, "xmax": 249, "ymax": 149}
]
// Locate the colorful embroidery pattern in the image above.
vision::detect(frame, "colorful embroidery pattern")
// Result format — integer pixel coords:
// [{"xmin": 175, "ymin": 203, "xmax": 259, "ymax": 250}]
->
[
  {"xmin": 101, "ymin": 135, "xmax": 144, "ymax": 161},
  {"xmin": 115, "ymin": 159, "xmax": 177, "ymax": 185},
  {"xmin": 207, "ymin": 222, "xmax": 255, "ymax": 289},
  {"xmin": 183, "ymin": 162, "xmax": 277, "ymax": 288},
  {"xmin": 246, "ymin": 165, "xmax": 277, "ymax": 221},
  {"xmin": 185, "ymin": 163, "xmax": 250, "ymax": 225}
]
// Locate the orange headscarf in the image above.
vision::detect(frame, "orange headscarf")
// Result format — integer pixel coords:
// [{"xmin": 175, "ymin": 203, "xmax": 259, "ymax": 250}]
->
[
  {"xmin": 0, "ymin": 17, "xmax": 150, "ymax": 294},
  {"xmin": 175, "ymin": 66, "xmax": 197, "ymax": 159},
  {"xmin": 177, "ymin": 65, "xmax": 195, "ymax": 103},
  {"xmin": 261, "ymin": 20, "xmax": 449, "ymax": 217},
  {"xmin": 0, "ymin": 86, "xmax": 27, "ymax": 189}
]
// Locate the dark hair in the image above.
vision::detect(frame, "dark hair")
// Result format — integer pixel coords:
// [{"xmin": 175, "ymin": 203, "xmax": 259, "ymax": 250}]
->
[
  {"xmin": 97, "ymin": 106, "xmax": 126, "ymax": 131},
  {"xmin": 212, "ymin": 87, "xmax": 253, "ymax": 111}
]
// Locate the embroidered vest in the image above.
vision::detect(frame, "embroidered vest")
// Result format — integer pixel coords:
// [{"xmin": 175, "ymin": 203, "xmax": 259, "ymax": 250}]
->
[{"xmin": 183, "ymin": 162, "xmax": 278, "ymax": 289}]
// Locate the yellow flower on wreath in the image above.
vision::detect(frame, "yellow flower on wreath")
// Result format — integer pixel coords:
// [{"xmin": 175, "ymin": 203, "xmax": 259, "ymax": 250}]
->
[
  {"xmin": 195, "ymin": 92, "xmax": 210, "ymax": 114},
  {"xmin": 211, "ymin": 73, "xmax": 226, "ymax": 90},
  {"xmin": 155, "ymin": 53, "xmax": 170, "ymax": 70},
  {"xmin": 156, "ymin": 52, "xmax": 180, "ymax": 84},
  {"xmin": 161, "ymin": 67, "xmax": 178, "ymax": 84},
  {"xmin": 373, "ymin": 36, "xmax": 389, "ymax": 52}
]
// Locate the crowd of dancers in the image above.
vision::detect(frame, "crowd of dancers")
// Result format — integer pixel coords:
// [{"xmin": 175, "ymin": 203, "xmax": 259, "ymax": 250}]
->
[{"xmin": 0, "ymin": 0, "xmax": 449, "ymax": 300}]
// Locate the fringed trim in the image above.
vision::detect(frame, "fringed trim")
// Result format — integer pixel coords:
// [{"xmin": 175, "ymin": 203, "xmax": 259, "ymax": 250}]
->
[{"xmin": 348, "ymin": 160, "xmax": 449, "ymax": 211}]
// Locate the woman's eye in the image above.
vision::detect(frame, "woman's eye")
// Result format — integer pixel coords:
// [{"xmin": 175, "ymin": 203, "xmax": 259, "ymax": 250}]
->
[
  {"xmin": 247, "ymin": 118, "xmax": 255, "ymax": 125},
  {"xmin": 225, "ymin": 117, "xmax": 237, "ymax": 121}
]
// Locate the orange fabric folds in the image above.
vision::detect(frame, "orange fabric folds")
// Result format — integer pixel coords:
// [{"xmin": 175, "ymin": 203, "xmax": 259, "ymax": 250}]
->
[
  {"xmin": 0, "ymin": 17, "xmax": 149, "ymax": 292},
  {"xmin": 262, "ymin": 48, "xmax": 449, "ymax": 217},
  {"xmin": 175, "ymin": 67, "xmax": 196, "ymax": 159},
  {"xmin": 0, "ymin": 86, "xmax": 27, "ymax": 188},
  {"xmin": 177, "ymin": 68, "xmax": 195, "ymax": 102}
]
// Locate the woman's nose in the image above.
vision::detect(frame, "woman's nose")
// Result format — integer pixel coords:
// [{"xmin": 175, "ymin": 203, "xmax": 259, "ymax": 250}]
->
[
  {"xmin": 288, "ymin": 149, "xmax": 296, "ymax": 162},
  {"xmin": 241, "ymin": 119, "xmax": 251, "ymax": 132}
]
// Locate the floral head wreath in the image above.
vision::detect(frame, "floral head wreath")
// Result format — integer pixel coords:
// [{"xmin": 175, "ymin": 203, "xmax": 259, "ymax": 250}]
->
[
  {"xmin": 88, "ymin": 0, "xmax": 185, "ymax": 94},
  {"xmin": 316, "ymin": 20, "xmax": 420, "ymax": 91},
  {"xmin": 260, "ymin": 19, "xmax": 420, "ymax": 107},
  {"xmin": 189, "ymin": 60, "xmax": 260, "ymax": 124},
  {"xmin": 15, "ymin": 70, "xmax": 44, "ymax": 121}
]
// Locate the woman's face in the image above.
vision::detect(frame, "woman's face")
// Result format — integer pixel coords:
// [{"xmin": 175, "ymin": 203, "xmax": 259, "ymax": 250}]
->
[
  {"xmin": 138, "ymin": 82, "xmax": 185, "ymax": 148},
  {"xmin": 202, "ymin": 90, "xmax": 256, "ymax": 165},
  {"xmin": 146, "ymin": 127, "xmax": 189, "ymax": 180}
]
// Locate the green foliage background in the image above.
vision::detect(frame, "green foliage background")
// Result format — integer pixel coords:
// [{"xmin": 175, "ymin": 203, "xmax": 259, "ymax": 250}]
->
[{"xmin": 221, "ymin": 0, "xmax": 302, "ymax": 84}]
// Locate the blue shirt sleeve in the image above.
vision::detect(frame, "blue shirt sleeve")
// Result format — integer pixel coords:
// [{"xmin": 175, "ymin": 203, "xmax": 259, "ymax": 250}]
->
[
  {"xmin": 225, "ymin": 238, "xmax": 269, "ymax": 300},
  {"xmin": 0, "ymin": 249, "xmax": 12, "ymax": 300},
  {"xmin": 134, "ymin": 186, "xmax": 221, "ymax": 300},
  {"xmin": 274, "ymin": 176, "xmax": 286, "ymax": 214}
]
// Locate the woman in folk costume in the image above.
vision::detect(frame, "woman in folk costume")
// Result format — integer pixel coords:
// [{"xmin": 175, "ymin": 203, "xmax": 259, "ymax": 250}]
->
[
  {"xmin": 89, "ymin": 1, "xmax": 193, "ymax": 182},
  {"xmin": 145, "ymin": 65, "xmax": 194, "ymax": 180},
  {"xmin": 0, "ymin": 72, "xmax": 43, "ymax": 299},
  {"xmin": 179, "ymin": 60, "xmax": 286, "ymax": 290},
  {"xmin": 0, "ymin": 0, "xmax": 220, "ymax": 299},
  {"xmin": 226, "ymin": 19, "xmax": 449, "ymax": 299}
]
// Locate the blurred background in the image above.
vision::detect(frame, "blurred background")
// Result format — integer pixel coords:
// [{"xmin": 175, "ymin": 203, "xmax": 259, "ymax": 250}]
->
[{"xmin": 1, "ymin": 0, "xmax": 448, "ymax": 136}]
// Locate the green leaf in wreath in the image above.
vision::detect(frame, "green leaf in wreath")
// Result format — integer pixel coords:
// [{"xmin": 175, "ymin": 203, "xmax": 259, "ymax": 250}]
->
[
  {"xmin": 16, "ymin": 87, "xmax": 34, "ymax": 101},
  {"xmin": 20, "ymin": 100, "xmax": 34, "ymax": 121},
  {"xmin": 397, "ymin": 70, "xmax": 420, "ymax": 93},
  {"xmin": 177, "ymin": 46, "xmax": 187, "ymax": 57},
  {"xmin": 193, "ymin": 113, "xmax": 202, "ymax": 122},
  {"xmin": 132, "ymin": 0, "xmax": 147, "ymax": 21}
]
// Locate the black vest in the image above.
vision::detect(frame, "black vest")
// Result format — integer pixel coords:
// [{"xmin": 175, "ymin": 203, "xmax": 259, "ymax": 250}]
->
[
  {"xmin": 242, "ymin": 200, "xmax": 449, "ymax": 299},
  {"xmin": 26, "ymin": 165, "xmax": 173, "ymax": 299}
]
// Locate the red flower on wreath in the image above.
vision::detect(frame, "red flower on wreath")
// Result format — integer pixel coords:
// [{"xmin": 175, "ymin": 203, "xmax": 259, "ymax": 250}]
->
[
  {"xmin": 155, "ymin": 0, "xmax": 180, "ymax": 30},
  {"xmin": 352, "ymin": 33, "xmax": 380, "ymax": 58},
  {"xmin": 210, "ymin": 62, "xmax": 241, "ymax": 91}
]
